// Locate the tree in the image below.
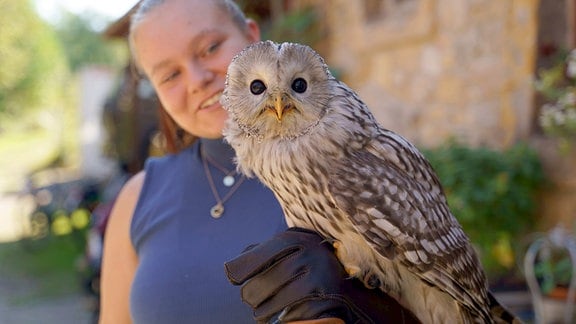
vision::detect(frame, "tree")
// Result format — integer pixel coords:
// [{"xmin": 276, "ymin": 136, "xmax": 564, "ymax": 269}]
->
[
  {"xmin": 54, "ymin": 11, "xmax": 127, "ymax": 73},
  {"xmin": 0, "ymin": 0, "xmax": 68, "ymax": 128}
]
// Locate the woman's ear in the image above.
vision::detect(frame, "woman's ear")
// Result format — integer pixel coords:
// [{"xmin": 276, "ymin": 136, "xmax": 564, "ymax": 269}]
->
[{"xmin": 245, "ymin": 19, "xmax": 261, "ymax": 43}]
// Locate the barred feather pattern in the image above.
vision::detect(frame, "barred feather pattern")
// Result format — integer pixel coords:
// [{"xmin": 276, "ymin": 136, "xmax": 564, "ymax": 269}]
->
[{"xmin": 222, "ymin": 41, "xmax": 520, "ymax": 324}]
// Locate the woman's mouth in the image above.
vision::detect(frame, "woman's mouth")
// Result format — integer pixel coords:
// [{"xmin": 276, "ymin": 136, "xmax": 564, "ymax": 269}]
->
[{"xmin": 200, "ymin": 92, "xmax": 222, "ymax": 110}]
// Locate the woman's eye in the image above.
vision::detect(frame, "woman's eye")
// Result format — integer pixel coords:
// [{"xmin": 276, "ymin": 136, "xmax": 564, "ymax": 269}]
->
[
  {"xmin": 162, "ymin": 71, "xmax": 180, "ymax": 83},
  {"xmin": 201, "ymin": 42, "xmax": 221, "ymax": 58},
  {"xmin": 250, "ymin": 80, "xmax": 266, "ymax": 95},
  {"xmin": 208, "ymin": 42, "xmax": 220, "ymax": 53},
  {"xmin": 291, "ymin": 78, "xmax": 307, "ymax": 93}
]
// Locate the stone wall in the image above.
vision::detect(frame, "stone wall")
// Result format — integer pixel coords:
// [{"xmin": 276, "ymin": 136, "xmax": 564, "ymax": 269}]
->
[
  {"xmin": 323, "ymin": 0, "xmax": 539, "ymax": 149},
  {"xmin": 532, "ymin": 137, "xmax": 576, "ymax": 230},
  {"xmin": 316, "ymin": 0, "xmax": 575, "ymax": 230}
]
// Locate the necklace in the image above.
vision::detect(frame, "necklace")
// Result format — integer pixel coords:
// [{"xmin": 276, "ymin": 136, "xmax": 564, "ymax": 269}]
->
[
  {"xmin": 203, "ymin": 151, "xmax": 238, "ymax": 187},
  {"xmin": 201, "ymin": 147, "xmax": 245, "ymax": 219}
]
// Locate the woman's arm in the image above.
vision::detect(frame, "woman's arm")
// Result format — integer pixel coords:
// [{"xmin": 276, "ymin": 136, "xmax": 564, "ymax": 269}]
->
[{"xmin": 99, "ymin": 172, "xmax": 144, "ymax": 324}]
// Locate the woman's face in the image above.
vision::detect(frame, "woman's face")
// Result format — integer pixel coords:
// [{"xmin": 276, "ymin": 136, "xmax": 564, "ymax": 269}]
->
[{"xmin": 133, "ymin": 0, "xmax": 260, "ymax": 139}]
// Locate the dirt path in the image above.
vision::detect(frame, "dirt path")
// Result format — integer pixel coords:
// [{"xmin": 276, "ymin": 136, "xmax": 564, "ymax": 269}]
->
[{"xmin": 0, "ymin": 293, "xmax": 93, "ymax": 324}]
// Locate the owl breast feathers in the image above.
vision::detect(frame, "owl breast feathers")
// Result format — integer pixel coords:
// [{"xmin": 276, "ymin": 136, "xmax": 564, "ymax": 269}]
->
[{"xmin": 222, "ymin": 40, "xmax": 518, "ymax": 324}]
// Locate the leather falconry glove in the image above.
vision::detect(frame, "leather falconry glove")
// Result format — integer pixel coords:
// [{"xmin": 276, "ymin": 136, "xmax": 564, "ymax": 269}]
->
[{"xmin": 224, "ymin": 227, "xmax": 420, "ymax": 324}]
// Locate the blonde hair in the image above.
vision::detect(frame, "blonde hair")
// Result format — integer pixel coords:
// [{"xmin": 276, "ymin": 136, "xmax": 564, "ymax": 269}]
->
[
  {"xmin": 128, "ymin": 0, "xmax": 250, "ymax": 153},
  {"xmin": 130, "ymin": 0, "xmax": 248, "ymax": 37}
]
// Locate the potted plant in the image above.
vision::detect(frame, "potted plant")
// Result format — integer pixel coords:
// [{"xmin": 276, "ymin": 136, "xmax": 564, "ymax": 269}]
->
[
  {"xmin": 526, "ymin": 226, "xmax": 576, "ymax": 323},
  {"xmin": 534, "ymin": 248, "xmax": 574, "ymax": 299}
]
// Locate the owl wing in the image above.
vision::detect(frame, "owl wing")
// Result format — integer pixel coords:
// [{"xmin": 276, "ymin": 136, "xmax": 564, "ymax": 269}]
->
[{"xmin": 327, "ymin": 130, "xmax": 489, "ymax": 317}]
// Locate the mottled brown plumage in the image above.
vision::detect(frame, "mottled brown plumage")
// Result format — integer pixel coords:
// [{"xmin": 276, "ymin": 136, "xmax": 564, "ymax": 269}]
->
[{"xmin": 222, "ymin": 40, "xmax": 519, "ymax": 324}]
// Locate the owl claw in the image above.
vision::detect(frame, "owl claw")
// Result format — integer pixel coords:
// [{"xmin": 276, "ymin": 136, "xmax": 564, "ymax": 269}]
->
[
  {"xmin": 365, "ymin": 273, "xmax": 381, "ymax": 289},
  {"xmin": 333, "ymin": 241, "xmax": 361, "ymax": 277},
  {"xmin": 345, "ymin": 266, "xmax": 362, "ymax": 277},
  {"xmin": 322, "ymin": 238, "xmax": 336, "ymax": 245}
]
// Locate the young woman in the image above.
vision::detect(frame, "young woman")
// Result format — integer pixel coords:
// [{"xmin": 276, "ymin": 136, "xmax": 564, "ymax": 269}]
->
[{"xmin": 99, "ymin": 0, "xmax": 417, "ymax": 323}]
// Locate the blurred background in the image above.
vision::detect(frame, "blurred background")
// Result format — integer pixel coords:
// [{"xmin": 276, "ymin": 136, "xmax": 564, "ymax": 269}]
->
[{"xmin": 1, "ymin": 0, "xmax": 576, "ymax": 323}]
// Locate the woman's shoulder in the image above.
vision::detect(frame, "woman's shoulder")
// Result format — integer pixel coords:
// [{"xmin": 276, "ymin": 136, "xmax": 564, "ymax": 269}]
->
[
  {"xmin": 109, "ymin": 171, "xmax": 146, "ymax": 225},
  {"xmin": 121, "ymin": 171, "xmax": 146, "ymax": 199}
]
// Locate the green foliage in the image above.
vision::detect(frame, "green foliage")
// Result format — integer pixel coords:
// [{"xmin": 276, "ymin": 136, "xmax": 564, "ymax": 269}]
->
[
  {"xmin": 239, "ymin": 2, "xmax": 324, "ymax": 47},
  {"xmin": 534, "ymin": 252, "xmax": 573, "ymax": 294},
  {"xmin": 0, "ymin": 0, "xmax": 69, "ymax": 122},
  {"xmin": 0, "ymin": 2, "xmax": 127, "ymax": 173},
  {"xmin": 53, "ymin": 11, "xmax": 127, "ymax": 72},
  {"xmin": 536, "ymin": 48, "xmax": 576, "ymax": 151},
  {"xmin": 530, "ymin": 226, "xmax": 576, "ymax": 295},
  {"xmin": 422, "ymin": 141, "xmax": 545, "ymax": 276},
  {"xmin": 261, "ymin": 7, "xmax": 324, "ymax": 47}
]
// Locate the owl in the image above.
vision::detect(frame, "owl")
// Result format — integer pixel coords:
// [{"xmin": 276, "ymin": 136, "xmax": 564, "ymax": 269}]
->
[{"xmin": 222, "ymin": 40, "xmax": 517, "ymax": 324}]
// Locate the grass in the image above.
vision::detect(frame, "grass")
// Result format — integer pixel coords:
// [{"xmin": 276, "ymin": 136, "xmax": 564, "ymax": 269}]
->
[{"xmin": 0, "ymin": 236, "xmax": 85, "ymax": 305}]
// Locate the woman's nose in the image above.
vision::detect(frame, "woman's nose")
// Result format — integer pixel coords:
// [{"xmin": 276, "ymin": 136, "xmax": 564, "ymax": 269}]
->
[{"xmin": 185, "ymin": 61, "xmax": 215, "ymax": 94}]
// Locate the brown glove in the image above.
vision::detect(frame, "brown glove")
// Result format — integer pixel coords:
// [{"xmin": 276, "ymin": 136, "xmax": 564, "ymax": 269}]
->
[{"xmin": 224, "ymin": 228, "xmax": 420, "ymax": 323}]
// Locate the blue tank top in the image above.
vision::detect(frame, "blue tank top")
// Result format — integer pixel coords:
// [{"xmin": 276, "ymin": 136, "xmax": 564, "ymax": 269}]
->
[{"xmin": 130, "ymin": 138, "xmax": 287, "ymax": 323}]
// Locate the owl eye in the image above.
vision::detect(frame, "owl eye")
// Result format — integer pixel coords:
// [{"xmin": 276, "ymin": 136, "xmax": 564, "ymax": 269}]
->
[
  {"xmin": 250, "ymin": 80, "xmax": 266, "ymax": 95},
  {"xmin": 291, "ymin": 78, "xmax": 307, "ymax": 93}
]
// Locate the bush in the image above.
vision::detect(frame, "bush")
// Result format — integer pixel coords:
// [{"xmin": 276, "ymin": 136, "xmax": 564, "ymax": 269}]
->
[{"xmin": 422, "ymin": 141, "xmax": 545, "ymax": 277}]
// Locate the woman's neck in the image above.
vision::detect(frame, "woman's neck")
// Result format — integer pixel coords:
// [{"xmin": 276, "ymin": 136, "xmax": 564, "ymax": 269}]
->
[{"xmin": 199, "ymin": 138, "xmax": 236, "ymax": 170}]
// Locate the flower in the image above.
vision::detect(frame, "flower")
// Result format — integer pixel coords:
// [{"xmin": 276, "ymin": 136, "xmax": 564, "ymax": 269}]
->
[{"xmin": 536, "ymin": 49, "xmax": 576, "ymax": 150}]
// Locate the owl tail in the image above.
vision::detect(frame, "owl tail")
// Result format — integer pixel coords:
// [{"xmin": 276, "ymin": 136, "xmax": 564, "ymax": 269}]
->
[{"xmin": 488, "ymin": 291, "xmax": 524, "ymax": 324}]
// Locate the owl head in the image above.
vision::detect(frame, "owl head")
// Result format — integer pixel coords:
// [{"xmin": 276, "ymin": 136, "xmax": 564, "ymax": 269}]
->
[{"xmin": 222, "ymin": 41, "xmax": 334, "ymax": 140}]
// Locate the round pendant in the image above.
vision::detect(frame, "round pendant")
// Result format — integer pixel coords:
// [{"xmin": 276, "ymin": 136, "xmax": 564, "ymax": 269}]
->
[
  {"xmin": 210, "ymin": 204, "xmax": 224, "ymax": 218},
  {"xmin": 223, "ymin": 175, "xmax": 235, "ymax": 187}
]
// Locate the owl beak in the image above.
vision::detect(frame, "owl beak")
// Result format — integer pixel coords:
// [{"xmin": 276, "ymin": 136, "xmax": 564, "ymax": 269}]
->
[{"xmin": 274, "ymin": 94, "xmax": 289, "ymax": 121}]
